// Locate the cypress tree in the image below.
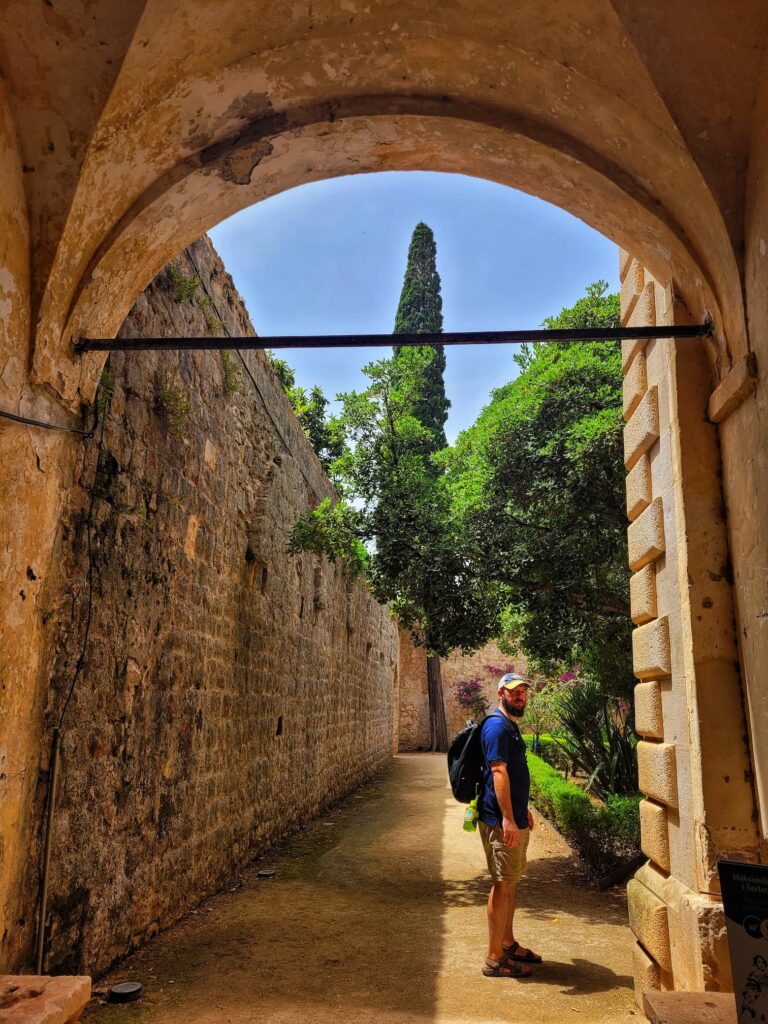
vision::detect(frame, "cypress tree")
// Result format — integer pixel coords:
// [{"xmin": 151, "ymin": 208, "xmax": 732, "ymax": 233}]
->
[
  {"xmin": 393, "ymin": 222, "xmax": 450, "ymax": 451},
  {"xmin": 393, "ymin": 222, "xmax": 450, "ymax": 751}
]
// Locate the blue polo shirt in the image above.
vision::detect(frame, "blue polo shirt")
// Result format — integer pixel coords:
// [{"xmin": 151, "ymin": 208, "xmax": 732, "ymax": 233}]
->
[{"xmin": 479, "ymin": 710, "xmax": 530, "ymax": 829}]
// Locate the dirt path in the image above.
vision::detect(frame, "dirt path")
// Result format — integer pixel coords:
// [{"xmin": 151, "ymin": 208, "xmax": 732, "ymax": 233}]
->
[{"xmin": 86, "ymin": 754, "xmax": 638, "ymax": 1024}]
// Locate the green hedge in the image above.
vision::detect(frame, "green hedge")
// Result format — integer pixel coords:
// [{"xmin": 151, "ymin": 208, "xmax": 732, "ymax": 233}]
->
[{"xmin": 527, "ymin": 751, "xmax": 640, "ymax": 876}]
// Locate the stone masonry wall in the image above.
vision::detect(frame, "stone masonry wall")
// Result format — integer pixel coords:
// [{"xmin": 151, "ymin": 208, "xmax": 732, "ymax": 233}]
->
[
  {"xmin": 619, "ymin": 251, "xmax": 761, "ymax": 1001},
  {"xmin": 14, "ymin": 237, "xmax": 398, "ymax": 975},
  {"xmin": 398, "ymin": 632, "xmax": 527, "ymax": 749}
]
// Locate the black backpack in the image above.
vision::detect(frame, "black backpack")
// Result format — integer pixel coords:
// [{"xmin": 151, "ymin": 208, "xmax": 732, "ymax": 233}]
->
[{"xmin": 447, "ymin": 711, "xmax": 498, "ymax": 803}]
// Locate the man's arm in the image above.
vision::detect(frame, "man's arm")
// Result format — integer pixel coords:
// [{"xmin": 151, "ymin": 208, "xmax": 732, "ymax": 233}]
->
[{"xmin": 490, "ymin": 761, "xmax": 519, "ymax": 848}]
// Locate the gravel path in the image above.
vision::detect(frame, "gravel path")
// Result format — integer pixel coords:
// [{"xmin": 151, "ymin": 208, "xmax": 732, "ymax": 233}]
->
[{"xmin": 86, "ymin": 754, "xmax": 638, "ymax": 1024}]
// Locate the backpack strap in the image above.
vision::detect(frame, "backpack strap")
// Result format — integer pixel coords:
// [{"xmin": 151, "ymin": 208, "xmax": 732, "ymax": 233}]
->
[{"xmin": 489, "ymin": 708, "xmax": 520, "ymax": 735}]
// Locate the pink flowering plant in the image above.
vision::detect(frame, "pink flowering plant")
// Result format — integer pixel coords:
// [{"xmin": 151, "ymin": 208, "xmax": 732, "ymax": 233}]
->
[
  {"xmin": 453, "ymin": 676, "xmax": 490, "ymax": 722},
  {"xmin": 453, "ymin": 663, "xmax": 517, "ymax": 722}
]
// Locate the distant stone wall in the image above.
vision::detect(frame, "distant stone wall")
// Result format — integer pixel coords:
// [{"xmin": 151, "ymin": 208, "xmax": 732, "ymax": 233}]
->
[
  {"xmin": 17, "ymin": 238, "xmax": 398, "ymax": 975},
  {"xmin": 398, "ymin": 631, "xmax": 527, "ymax": 749}
]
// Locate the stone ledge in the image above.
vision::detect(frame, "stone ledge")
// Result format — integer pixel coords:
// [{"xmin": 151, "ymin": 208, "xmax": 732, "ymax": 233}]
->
[
  {"xmin": 635, "ymin": 682, "xmax": 664, "ymax": 739},
  {"xmin": 627, "ymin": 877, "xmax": 672, "ymax": 972},
  {"xmin": 0, "ymin": 976, "xmax": 91, "ymax": 1024},
  {"xmin": 628, "ymin": 497, "xmax": 665, "ymax": 572},
  {"xmin": 633, "ymin": 616, "xmax": 671, "ymax": 679},
  {"xmin": 624, "ymin": 386, "xmax": 660, "ymax": 471},
  {"xmin": 708, "ymin": 352, "xmax": 758, "ymax": 424},
  {"xmin": 624, "ymin": 350, "xmax": 648, "ymax": 421},
  {"xmin": 638, "ymin": 740, "xmax": 678, "ymax": 808},
  {"xmin": 631, "ymin": 564, "xmax": 658, "ymax": 624},
  {"xmin": 623, "ymin": 336, "xmax": 648, "ymax": 373},
  {"xmin": 633, "ymin": 941, "xmax": 660, "ymax": 1006},
  {"xmin": 621, "ymin": 260, "xmax": 645, "ymax": 321},
  {"xmin": 619, "ymin": 248, "xmax": 634, "ymax": 283},
  {"xmin": 626, "ymin": 455, "xmax": 652, "ymax": 521},
  {"xmin": 639, "ymin": 798, "xmax": 670, "ymax": 870},
  {"xmin": 642, "ymin": 991, "xmax": 736, "ymax": 1024},
  {"xmin": 623, "ymin": 281, "xmax": 657, "ymax": 329}
]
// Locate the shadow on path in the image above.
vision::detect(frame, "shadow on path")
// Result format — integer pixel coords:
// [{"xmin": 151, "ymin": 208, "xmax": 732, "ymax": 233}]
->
[{"xmin": 86, "ymin": 754, "xmax": 636, "ymax": 1024}]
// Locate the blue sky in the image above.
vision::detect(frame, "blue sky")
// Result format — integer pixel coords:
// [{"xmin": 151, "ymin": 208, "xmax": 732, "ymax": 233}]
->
[{"xmin": 210, "ymin": 171, "xmax": 619, "ymax": 442}]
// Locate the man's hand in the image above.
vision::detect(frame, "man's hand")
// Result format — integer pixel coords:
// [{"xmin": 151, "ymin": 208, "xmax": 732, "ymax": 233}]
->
[
  {"xmin": 502, "ymin": 816, "xmax": 520, "ymax": 848},
  {"xmin": 527, "ymin": 808, "xmax": 535, "ymax": 831}
]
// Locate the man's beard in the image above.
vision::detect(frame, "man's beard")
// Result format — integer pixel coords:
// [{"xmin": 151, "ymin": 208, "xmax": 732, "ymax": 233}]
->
[{"xmin": 504, "ymin": 696, "xmax": 526, "ymax": 718}]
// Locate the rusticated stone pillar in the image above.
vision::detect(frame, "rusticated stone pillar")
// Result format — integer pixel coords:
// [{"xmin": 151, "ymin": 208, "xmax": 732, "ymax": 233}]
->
[{"xmin": 620, "ymin": 252, "xmax": 760, "ymax": 1000}]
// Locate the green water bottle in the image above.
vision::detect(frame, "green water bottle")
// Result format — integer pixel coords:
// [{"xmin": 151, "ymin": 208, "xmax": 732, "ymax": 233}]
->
[{"xmin": 463, "ymin": 797, "xmax": 479, "ymax": 832}]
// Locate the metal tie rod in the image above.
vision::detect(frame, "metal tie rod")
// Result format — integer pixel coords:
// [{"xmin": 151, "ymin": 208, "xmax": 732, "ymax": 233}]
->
[{"xmin": 77, "ymin": 323, "xmax": 711, "ymax": 352}]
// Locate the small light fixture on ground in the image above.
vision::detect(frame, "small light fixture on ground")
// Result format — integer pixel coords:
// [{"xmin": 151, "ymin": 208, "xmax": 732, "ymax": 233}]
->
[{"xmin": 108, "ymin": 981, "xmax": 143, "ymax": 1003}]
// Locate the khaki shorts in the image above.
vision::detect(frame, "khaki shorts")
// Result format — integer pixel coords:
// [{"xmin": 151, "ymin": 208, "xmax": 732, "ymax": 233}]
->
[{"xmin": 479, "ymin": 822, "xmax": 530, "ymax": 884}]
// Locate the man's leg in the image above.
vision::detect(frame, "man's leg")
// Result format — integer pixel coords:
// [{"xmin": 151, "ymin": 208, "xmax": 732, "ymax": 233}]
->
[
  {"xmin": 486, "ymin": 881, "xmax": 514, "ymax": 961},
  {"xmin": 501, "ymin": 882, "xmax": 518, "ymax": 949}
]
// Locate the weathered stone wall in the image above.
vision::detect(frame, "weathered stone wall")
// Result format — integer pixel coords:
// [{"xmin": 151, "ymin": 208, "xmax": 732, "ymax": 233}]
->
[
  {"xmin": 397, "ymin": 632, "xmax": 527, "ymax": 749},
  {"xmin": 12, "ymin": 237, "xmax": 398, "ymax": 975},
  {"xmin": 722, "ymin": 65, "xmax": 768, "ymax": 844}
]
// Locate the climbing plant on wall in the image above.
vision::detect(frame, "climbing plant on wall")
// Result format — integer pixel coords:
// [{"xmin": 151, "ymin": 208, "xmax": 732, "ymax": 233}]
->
[{"xmin": 268, "ymin": 353, "xmax": 346, "ymax": 473}]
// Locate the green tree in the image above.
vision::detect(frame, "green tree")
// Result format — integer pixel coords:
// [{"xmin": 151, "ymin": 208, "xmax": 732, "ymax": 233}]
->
[
  {"xmin": 393, "ymin": 222, "xmax": 450, "ymax": 450},
  {"xmin": 268, "ymin": 352, "xmax": 296, "ymax": 392},
  {"xmin": 445, "ymin": 281, "xmax": 631, "ymax": 696},
  {"xmin": 268, "ymin": 354, "xmax": 346, "ymax": 473},
  {"xmin": 289, "ymin": 349, "xmax": 500, "ymax": 750},
  {"xmin": 287, "ymin": 384, "xmax": 347, "ymax": 472},
  {"xmin": 392, "ymin": 223, "xmax": 452, "ymax": 742}
]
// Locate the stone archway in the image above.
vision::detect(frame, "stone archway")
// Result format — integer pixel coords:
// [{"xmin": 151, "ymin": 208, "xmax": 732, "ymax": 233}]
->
[{"xmin": 2, "ymin": 1, "xmax": 767, "ymax": 1001}]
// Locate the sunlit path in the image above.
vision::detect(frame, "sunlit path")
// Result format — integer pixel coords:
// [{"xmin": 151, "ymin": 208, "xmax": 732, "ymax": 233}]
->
[{"xmin": 86, "ymin": 755, "xmax": 635, "ymax": 1024}]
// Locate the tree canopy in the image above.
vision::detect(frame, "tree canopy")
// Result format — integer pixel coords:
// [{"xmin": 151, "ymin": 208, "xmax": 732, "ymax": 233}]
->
[
  {"xmin": 289, "ymin": 348, "xmax": 500, "ymax": 657},
  {"xmin": 285, "ymin": 276, "xmax": 630, "ymax": 697},
  {"xmin": 443, "ymin": 280, "xmax": 631, "ymax": 693}
]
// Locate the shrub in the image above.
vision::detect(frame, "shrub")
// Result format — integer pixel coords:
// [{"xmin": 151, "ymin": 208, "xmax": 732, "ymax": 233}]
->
[
  {"xmin": 555, "ymin": 679, "xmax": 638, "ymax": 799},
  {"xmin": 453, "ymin": 676, "xmax": 490, "ymax": 721},
  {"xmin": 527, "ymin": 751, "xmax": 640, "ymax": 876},
  {"xmin": 169, "ymin": 266, "xmax": 200, "ymax": 303},
  {"xmin": 156, "ymin": 369, "xmax": 191, "ymax": 438},
  {"xmin": 220, "ymin": 350, "xmax": 241, "ymax": 395}
]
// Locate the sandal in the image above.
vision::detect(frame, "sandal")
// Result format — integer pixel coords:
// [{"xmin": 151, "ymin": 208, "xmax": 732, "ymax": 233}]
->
[
  {"xmin": 482, "ymin": 956, "xmax": 532, "ymax": 978},
  {"xmin": 503, "ymin": 940, "xmax": 542, "ymax": 964}
]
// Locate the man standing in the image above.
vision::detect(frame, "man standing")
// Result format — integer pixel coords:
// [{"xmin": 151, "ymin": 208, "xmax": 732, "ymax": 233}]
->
[{"xmin": 478, "ymin": 672, "xmax": 542, "ymax": 978}]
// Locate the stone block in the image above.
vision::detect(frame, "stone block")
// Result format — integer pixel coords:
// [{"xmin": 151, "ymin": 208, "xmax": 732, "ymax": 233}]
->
[
  {"xmin": 203, "ymin": 439, "xmax": 217, "ymax": 468},
  {"xmin": 0, "ymin": 976, "xmax": 91, "ymax": 1024},
  {"xmin": 708, "ymin": 352, "xmax": 758, "ymax": 423},
  {"xmin": 624, "ymin": 386, "xmax": 659, "ymax": 470},
  {"xmin": 639, "ymin": 798, "xmax": 671, "ymax": 870},
  {"xmin": 623, "ymin": 281, "xmax": 657, "ymax": 328},
  {"xmin": 633, "ymin": 616, "xmax": 671, "ymax": 679},
  {"xmin": 628, "ymin": 497, "xmax": 665, "ymax": 572},
  {"xmin": 622, "ymin": 336, "xmax": 648, "ymax": 373},
  {"xmin": 183, "ymin": 514, "xmax": 200, "ymax": 560},
  {"xmin": 619, "ymin": 248, "xmax": 634, "ymax": 283},
  {"xmin": 623, "ymin": 350, "xmax": 648, "ymax": 421},
  {"xmin": 642, "ymin": 992, "xmax": 736, "ymax": 1024},
  {"xmin": 626, "ymin": 455, "xmax": 652, "ymax": 521},
  {"xmin": 627, "ymin": 877, "xmax": 672, "ymax": 971},
  {"xmin": 632, "ymin": 940, "xmax": 660, "ymax": 1007},
  {"xmin": 635, "ymin": 682, "xmax": 664, "ymax": 739},
  {"xmin": 620, "ymin": 260, "xmax": 645, "ymax": 320},
  {"xmin": 638, "ymin": 740, "xmax": 678, "ymax": 808},
  {"xmin": 631, "ymin": 564, "xmax": 658, "ymax": 624}
]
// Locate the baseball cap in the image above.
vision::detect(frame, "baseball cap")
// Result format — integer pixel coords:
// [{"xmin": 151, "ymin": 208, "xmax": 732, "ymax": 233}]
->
[{"xmin": 498, "ymin": 672, "xmax": 531, "ymax": 690}]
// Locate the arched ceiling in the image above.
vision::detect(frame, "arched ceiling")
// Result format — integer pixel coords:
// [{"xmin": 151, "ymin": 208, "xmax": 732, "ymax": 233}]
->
[{"xmin": 1, "ymin": 0, "xmax": 766, "ymax": 403}]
